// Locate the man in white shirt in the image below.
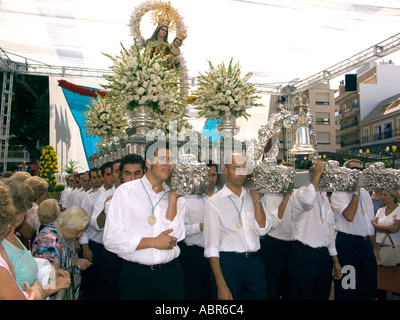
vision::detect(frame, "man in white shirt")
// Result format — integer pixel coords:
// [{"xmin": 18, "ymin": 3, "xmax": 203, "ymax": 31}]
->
[
  {"xmin": 289, "ymin": 160, "xmax": 342, "ymax": 300},
  {"xmin": 64, "ymin": 173, "xmax": 82, "ymax": 209},
  {"xmin": 59, "ymin": 174, "xmax": 75, "ymax": 210},
  {"xmin": 178, "ymin": 160, "xmax": 219, "ymax": 300},
  {"xmin": 72, "ymin": 171, "xmax": 91, "ymax": 208},
  {"xmin": 204, "ymin": 153, "xmax": 271, "ymax": 300},
  {"xmin": 103, "ymin": 142, "xmax": 186, "ymax": 300},
  {"xmin": 260, "ymin": 163, "xmax": 295, "ymax": 300},
  {"xmin": 80, "ymin": 162, "xmax": 114, "ymax": 300},
  {"xmin": 331, "ymin": 159, "xmax": 378, "ymax": 300},
  {"xmin": 99, "ymin": 155, "xmax": 145, "ymax": 300}
]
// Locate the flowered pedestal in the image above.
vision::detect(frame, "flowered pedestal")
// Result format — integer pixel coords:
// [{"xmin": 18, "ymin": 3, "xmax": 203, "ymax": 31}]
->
[
  {"xmin": 127, "ymin": 105, "xmax": 158, "ymax": 137},
  {"xmin": 217, "ymin": 112, "xmax": 240, "ymax": 139}
]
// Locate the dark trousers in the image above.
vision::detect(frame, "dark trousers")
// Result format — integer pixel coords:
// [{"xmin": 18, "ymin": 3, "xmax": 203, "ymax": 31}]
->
[
  {"xmin": 288, "ymin": 240, "xmax": 332, "ymax": 300},
  {"xmin": 119, "ymin": 258, "xmax": 186, "ymax": 300},
  {"xmin": 101, "ymin": 248, "xmax": 123, "ymax": 300},
  {"xmin": 334, "ymin": 232, "xmax": 377, "ymax": 300},
  {"xmin": 81, "ymin": 240, "xmax": 105, "ymax": 300},
  {"xmin": 211, "ymin": 251, "xmax": 267, "ymax": 300},
  {"xmin": 178, "ymin": 242, "xmax": 212, "ymax": 300},
  {"xmin": 260, "ymin": 235, "xmax": 292, "ymax": 300}
]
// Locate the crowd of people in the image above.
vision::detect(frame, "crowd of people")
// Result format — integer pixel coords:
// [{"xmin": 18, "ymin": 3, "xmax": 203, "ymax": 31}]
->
[{"xmin": 0, "ymin": 144, "xmax": 399, "ymax": 300}]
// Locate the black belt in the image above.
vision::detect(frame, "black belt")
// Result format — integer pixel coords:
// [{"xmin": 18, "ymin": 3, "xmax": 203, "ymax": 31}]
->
[
  {"xmin": 133, "ymin": 258, "xmax": 178, "ymax": 271},
  {"xmin": 235, "ymin": 251, "xmax": 259, "ymax": 258},
  {"xmin": 338, "ymin": 231, "xmax": 369, "ymax": 241}
]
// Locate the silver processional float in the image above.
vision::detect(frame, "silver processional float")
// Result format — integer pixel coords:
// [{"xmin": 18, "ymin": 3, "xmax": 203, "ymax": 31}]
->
[{"xmin": 170, "ymin": 94, "xmax": 400, "ymax": 195}]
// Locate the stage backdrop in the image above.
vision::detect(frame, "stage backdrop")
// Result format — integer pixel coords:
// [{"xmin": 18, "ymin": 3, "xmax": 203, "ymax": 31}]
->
[{"xmin": 49, "ymin": 76, "xmax": 106, "ymax": 174}]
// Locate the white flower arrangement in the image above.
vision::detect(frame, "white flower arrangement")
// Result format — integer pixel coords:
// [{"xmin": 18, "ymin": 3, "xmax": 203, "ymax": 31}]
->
[
  {"xmin": 193, "ymin": 59, "xmax": 261, "ymax": 120},
  {"xmin": 102, "ymin": 41, "xmax": 181, "ymax": 114},
  {"xmin": 83, "ymin": 94, "xmax": 128, "ymax": 140}
]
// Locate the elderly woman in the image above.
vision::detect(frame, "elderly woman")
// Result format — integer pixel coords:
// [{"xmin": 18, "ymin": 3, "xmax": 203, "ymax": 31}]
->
[
  {"xmin": 2, "ymin": 180, "xmax": 70, "ymax": 299},
  {"xmin": 373, "ymin": 189, "xmax": 400, "ymax": 300},
  {"xmin": 32, "ymin": 206, "xmax": 92, "ymax": 300},
  {"xmin": 25, "ymin": 176, "xmax": 49, "ymax": 230},
  {"xmin": 0, "ymin": 181, "xmax": 44, "ymax": 300}
]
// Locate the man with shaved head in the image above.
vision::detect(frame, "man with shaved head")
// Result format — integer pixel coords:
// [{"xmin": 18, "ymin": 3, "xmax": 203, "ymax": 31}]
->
[{"xmin": 204, "ymin": 153, "xmax": 271, "ymax": 300}]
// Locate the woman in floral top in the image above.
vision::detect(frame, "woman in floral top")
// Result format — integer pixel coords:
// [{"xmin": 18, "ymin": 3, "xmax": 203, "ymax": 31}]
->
[{"xmin": 32, "ymin": 206, "xmax": 92, "ymax": 300}]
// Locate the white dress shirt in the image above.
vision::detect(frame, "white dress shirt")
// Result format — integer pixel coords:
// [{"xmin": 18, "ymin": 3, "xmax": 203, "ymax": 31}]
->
[
  {"xmin": 178, "ymin": 187, "xmax": 219, "ymax": 248},
  {"xmin": 65, "ymin": 187, "xmax": 82, "ymax": 209},
  {"xmin": 204, "ymin": 185, "xmax": 271, "ymax": 258},
  {"xmin": 292, "ymin": 184, "xmax": 337, "ymax": 256},
  {"xmin": 91, "ymin": 186, "xmax": 115, "ymax": 230},
  {"xmin": 103, "ymin": 175, "xmax": 185, "ymax": 265},
  {"xmin": 331, "ymin": 188, "xmax": 375, "ymax": 237},
  {"xmin": 72, "ymin": 189, "xmax": 89, "ymax": 208},
  {"xmin": 79, "ymin": 188, "xmax": 103, "ymax": 245},
  {"xmin": 59, "ymin": 186, "xmax": 72, "ymax": 208},
  {"xmin": 262, "ymin": 193, "xmax": 295, "ymax": 241}
]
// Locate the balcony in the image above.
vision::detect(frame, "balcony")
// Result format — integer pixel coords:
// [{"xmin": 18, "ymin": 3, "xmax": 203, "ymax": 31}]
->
[{"xmin": 362, "ymin": 128, "xmax": 400, "ymax": 144}]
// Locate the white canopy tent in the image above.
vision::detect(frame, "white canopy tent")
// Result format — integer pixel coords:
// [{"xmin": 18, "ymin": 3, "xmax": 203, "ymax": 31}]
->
[
  {"xmin": 1, "ymin": 0, "xmax": 400, "ymax": 172},
  {"xmin": 2, "ymin": 0, "xmax": 400, "ymax": 83}
]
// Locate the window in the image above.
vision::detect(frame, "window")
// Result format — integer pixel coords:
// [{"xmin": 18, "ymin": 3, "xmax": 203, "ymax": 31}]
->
[
  {"xmin": 384, "ymin": 122, "xmax": 393, "ymax": 139},
  {"xmin": 364, "ymin": 128, "xmax": 370, "ymax": 143},
  {"xmin": 316, "ymin": 132, "xmax": 330, "ymax": 144},
  {"xmin": 316, "ymin": 112, "xmax": 330, "ymax": 125},
  {"xmin": 315, "ymin": 93, "xmax": 329, "ymax": 105},
  {"xmin": 374, "ymin": 125, "xmax": 382, "ymax": 141}
]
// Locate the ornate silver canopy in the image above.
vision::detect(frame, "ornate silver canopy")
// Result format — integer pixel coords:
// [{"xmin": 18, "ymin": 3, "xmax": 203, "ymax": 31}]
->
[
  {"xmin": 170, "ymin": 154, "xmax": 210, "ymax": 195},
  {"xmin": 363, "ymin": 162, "xmax": 400, "ymax": 191},
  {"xmin": 318, "ymin": 160, "xmax": 359, "ymax": 192}
]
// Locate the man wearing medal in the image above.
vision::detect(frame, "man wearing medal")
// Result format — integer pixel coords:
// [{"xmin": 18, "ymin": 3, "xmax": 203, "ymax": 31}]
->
[
  {"xmin": 288, "ymin": 160, "xmax": 342, "ymax": 300},
  {"xmin": 331, "ymin": 159, "xmax": 378, "ymax": 300},
  {"xmin": 103, "ymin": 141, "xmax": 185, "ymax": 300},
  {"xmin": 204, "ymin": 153, "xmax": 271, "ymax": 300}
]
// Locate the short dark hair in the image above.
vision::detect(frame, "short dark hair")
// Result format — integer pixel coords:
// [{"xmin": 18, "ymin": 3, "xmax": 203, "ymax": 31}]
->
[
  {"xmin": 205, "ymin": 160, "xmax": 218, "ymax": 172},
  {"xmin": 119, "ymin": 154, "xmax": 145, "ymax": 172},
  {"xmin": 111, "ymin": 159, "xmax": 122, "ymax": 171},
  {"xmin": 89, "ymin": 167, "xmax": 98, "ymax": 179},
  {"xmin": 101, "ymin": 162, "xmax": 114, "ymax": 176}
]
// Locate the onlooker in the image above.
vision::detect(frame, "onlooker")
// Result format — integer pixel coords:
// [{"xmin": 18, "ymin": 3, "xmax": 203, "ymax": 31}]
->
[
  {"xmin": 32, "ymin": 206, "xmax": 92, "ymax": 300},
  {"xmin": 30, "ymin": 159, "xmax": 40, "ymax": 176},
  {"xmin": 373, "ymin": 189, "xmax": 400, "ymax": 299},
  {"xmin": 25, "ymin": 176, "xmax": 49, "ymax": 231},
  {"xmin": 0, "ymin": 181, "xmax": 44, "ymax": 300},
  {"xmin": 3, "ymin": 179, "xmax": 35, "ymax": 250},
  {"xmin": 31, "ymin": 198, "xmax": 61, "ymax": 244},
  {"xmin": 18, "ymin": 161, "xmax": 28, "ymax": 172}
]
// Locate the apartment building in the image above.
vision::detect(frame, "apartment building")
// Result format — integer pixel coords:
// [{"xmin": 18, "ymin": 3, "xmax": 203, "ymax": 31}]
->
[{"xmin": 336, "ymin": 60, "xmax": 400, "ymax": 154}]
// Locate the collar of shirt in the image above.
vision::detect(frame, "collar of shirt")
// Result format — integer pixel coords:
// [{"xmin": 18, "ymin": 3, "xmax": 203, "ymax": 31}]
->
[
  {"xmin": 202, "ymin": 187, "xmax": 219, "ymax": 199},
  {"xmin": 219, "ymin": 184, "xmax": 247, "ymax": 199},
  {"xmin": 142, "ymin": 174, "xmax": 170, "ymax": 196}
]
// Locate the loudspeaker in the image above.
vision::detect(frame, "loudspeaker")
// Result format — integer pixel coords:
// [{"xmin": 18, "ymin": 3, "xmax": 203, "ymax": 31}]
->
[{"xmin": 345, "ymin": 74, "xmax": 357, "ymax": 91}]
